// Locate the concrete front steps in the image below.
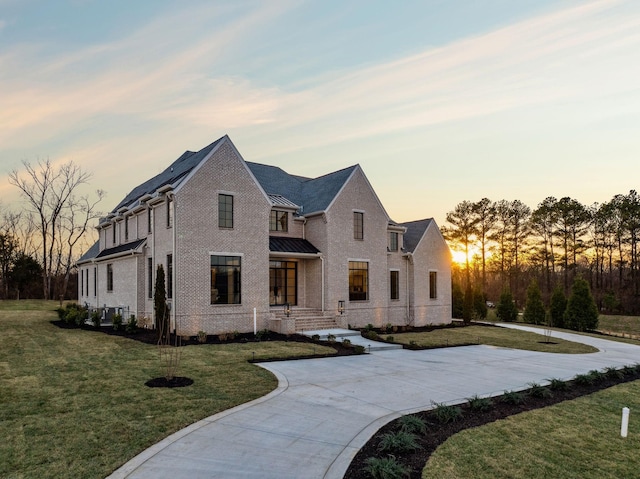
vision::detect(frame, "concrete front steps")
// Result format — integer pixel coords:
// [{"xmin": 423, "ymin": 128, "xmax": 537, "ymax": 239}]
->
[
  {"xmin": 273, "ymin": 308, "xmax": 339, "ymax": 332},
  {"xmin": 300, "ymin": 328, "xmax": 403, "ymax": 352}
]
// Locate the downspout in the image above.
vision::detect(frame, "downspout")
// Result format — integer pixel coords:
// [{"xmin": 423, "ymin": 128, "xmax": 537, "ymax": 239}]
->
[
  {"xmin": 151, "ymin": 204, "xmax": 156, "ymax": 327},
  {"xmin": 168, "ymin": 191, "xmax": 176, "ymax": 334},
  {"xmin": 405, "ymin": 253, "xmax": 413, "ymax": 322},
  {"xmin": 320, "ymin": 254, "xmax": 325, "ymax": 312}
]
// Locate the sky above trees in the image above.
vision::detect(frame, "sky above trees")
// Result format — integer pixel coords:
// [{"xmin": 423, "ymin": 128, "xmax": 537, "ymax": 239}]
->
[{"xmin": 1, "ymin": 0, "xmax": 640, "ymax": 226}]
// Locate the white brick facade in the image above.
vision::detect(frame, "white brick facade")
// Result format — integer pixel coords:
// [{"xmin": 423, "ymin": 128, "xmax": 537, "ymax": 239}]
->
[{"xmin": 77, "ymin": 135, "xmax": 452, "ymax": 334}]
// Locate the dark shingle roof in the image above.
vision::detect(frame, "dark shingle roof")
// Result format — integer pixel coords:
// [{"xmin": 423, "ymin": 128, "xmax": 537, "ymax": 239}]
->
[
  {"xmin": 400, "ymin": 219, "xmax": 433, "ymax": 253},
  {"xmin": 247, "ymin": 162, "xmax": 357, "ymax": 215},
  {"xmin": 111, "ymin": 136, "xmax": 226, "ymax": 212},
  {"xmin": 95, "ymin": 238, "xmax": 146, "ymax": 259},
  {"xmin": 269, "ymin": 236, "xmax": 320, "ymax": 255},
  {"xmin": 77, "ymin": 240, "xmax": 100, "ymax": 264}
]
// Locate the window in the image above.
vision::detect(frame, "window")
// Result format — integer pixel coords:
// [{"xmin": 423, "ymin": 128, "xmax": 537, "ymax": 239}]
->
[
  {"xmin": 218, "ymin": 194, "xmax": 233, "ymax": 228},
  {"xmin": 389, "ymin": 232, "xmax": 398, "ymax": 251},
  {"xmin": 148, "ymin": 258, "xmax": 153, "ymax": 299},
  {"xmin": 93, "ymin": 267, "xmax": 97, "ymax": 297},
  {"xmin": 81, "ymin": 269, "xmax": 84, "ymax": 296},
  {"xmin": 390, "ymin": 270, "xmax": 399, "ymax": 300},
  {"xmin": 112, "ymin": 222, "xmax": 117, "ymax": 244},
  {"xmin": 269, "ymin": 210, "xmax": 288, "ymax": 232},
  {"xmin": 429, "ymin": 271, "xmax": 438, "ymax": 299},
  {"xmin": 85, "ymin": 268, "xmax": 89, "ymax": 297},
  {"xmin": 211, "ymin": 255, "xmax": 241, "ymax": 304},
  {"xmin": 354, "ymin": 212, "xmax": 364, "ymax": 240},
  {"xmin": 148, "ymin": 207, "xmax": 153, "ymax": 234},
  {"xmin": 167, "ymin": 197, "xmax": 173, "ymax": 228},
  {"xmin": 124, "ymin": 217, "xmax": 129, "ymax": 241},
  {"xmin": 167, "ymin": 254, "xmax": 173, "ymax": 299},
  {"xmin": 107, "ymin": 264, "xmax": 113, "ymax": 292},
  {"xmin": 349, "ymin": 261, "xmax": 368, "ymax": 301}
]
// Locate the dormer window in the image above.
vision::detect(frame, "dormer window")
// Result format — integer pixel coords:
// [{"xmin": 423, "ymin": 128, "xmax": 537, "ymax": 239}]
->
[
  {"xmin": 269, "ymin": 210, "xmax": 288, "ymax": 232},
  {"xmin": 112, "ymin": 222, "xmax": 117, "ymax": 244}
]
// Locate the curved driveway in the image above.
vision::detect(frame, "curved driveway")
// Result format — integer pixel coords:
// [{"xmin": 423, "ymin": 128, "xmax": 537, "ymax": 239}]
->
[{"xmin": 108, "ymin": 325, "xmax": 640, "ymax": 479}]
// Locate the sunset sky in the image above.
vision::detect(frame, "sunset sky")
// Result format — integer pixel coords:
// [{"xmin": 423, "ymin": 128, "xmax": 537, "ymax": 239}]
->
[{"xmin": 1, "ymin": 0, "xmax": 639, "ymax": 230}]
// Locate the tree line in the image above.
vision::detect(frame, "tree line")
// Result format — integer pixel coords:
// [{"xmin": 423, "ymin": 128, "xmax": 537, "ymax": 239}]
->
[
  {"xmin": 0, "ymin": 159, "xmax": 104, "ymax": 300},
  {"xmin": 443, "ymin": 192, "xmax": 640, "ymax": 314}
]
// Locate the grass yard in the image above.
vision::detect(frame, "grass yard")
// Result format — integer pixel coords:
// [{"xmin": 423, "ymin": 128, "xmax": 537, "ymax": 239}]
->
[
  {"xmin": 383, "ymin": 324, "xmax": 598, "ymax": 354},
  {"xmin": 423, "ymin": 380, "xmax": 640, "ymax": 479},
  {"xmin": 0, "ymin": 300, "xmax": 335, "ymax": 479},
  {"xmin": 598, "ymin": 314, "xmax": 640, "ymax": 336}
]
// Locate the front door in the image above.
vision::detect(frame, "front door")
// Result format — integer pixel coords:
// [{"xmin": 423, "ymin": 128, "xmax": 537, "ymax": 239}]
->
[{"xmin": 269, "ymin": 260, "xmax": 297, "ymax": 306}]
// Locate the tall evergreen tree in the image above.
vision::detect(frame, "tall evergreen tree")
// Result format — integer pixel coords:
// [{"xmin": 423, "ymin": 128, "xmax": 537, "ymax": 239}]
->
[
  {"xmin": 564, "ymin": 277, "xmax": 599, "ymax": 332},
  {"xmin": 451, "ymin": 282, "xmax": 464, "ymax": 319},
  {"xmin": 462, "ymin": 282, "xmax": 473, "ymax": 324},
  {"xmin": 523, "ymin": 280, "xmax": 546, "ymax": 325},
  {"xmin": 549, "ymin": 284, "xmax": 567, "ymax": 328},
  {"xmin": 496, "ymin": 288, "xmax": 518, "ymax": 322},
  {"xmin": 154, "ymin": 264, "xmax": 169, "ymax": 342},
  {"xmin": 473, "ymin": 286, "xmax": 488, "ymax": 320}
]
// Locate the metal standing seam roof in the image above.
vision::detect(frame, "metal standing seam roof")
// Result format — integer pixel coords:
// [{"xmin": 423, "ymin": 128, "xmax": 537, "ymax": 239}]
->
[
  {"xmin": 269, "ymin": 236, "xmax": 321, "ymax": 255},
  {"xmin": 95, "ymin": 238, "xmax": 146, "ymax": 259}
]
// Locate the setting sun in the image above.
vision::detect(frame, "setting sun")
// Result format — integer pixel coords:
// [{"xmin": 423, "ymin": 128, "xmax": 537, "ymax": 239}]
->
[{"xmin": 449, "ymin": 245, "xmax": 490, "ymax": 266}]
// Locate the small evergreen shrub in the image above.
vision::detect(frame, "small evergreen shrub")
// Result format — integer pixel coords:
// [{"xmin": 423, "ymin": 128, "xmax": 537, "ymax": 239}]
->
[
  {"xmin": 342, "ymin": 338, "xmax": 352, "ymax": 348},
  {"xmin": 574, "ymin": 373, "xmax": 595, "ymax": 386},
  {"xmin": 112, "ymin": 313, "xmax": 123, "ymax": 331},
  {"xmin": 528, "ymin": 382, "xmax": 552, "ymax": 399},
  {"xmin": 327, "ymin": 334, "xmax": 336, "ymax": 344},
  {"xmin": 91, "ymin": 310, "xmax": 101, "ymax": 328},
  {"xmin": 364, "ymin": 330, "xmax": 379, "ymax": 340},
  {"xmin": 377, "ymin": 430, "xmax": 421, "ymax": 454},
  {"xmin": 197, "ymin": 331, "xmax": 207, "ymax": 343},
  {"xmin": 255, "ymin": 329, "xmax": 270, "ymax": 341},
  {"xmin": 385, "ymin": 323, "xmax": 393, "ymax": 333},
  {"xmin": 547, "ymin": 378, "xmax": 568, "ymax": 391},
  {"xmin": 604, "ymin": 366, "xmax": 624, "ymax": 380},
  {"xmin": 311, "ymin": 334, "xmax": 320, "ymax": 341},
  {"xmin": 587, "ymin": 369, "xmax": 605, "ymax": 383},
  {"xmin": 467, "ymin": 394, "xmax": 493, "ymax": 412},
  {"xmin": 125, "ymin": 314, "xmax": 137, "ymax": 334},
  {"xmin": 501, "ymin": 390, "xmax": 526, "ymax": 405},
  {"xmin": 398, "ymin": 414, "xmax": 427, "ymax": 435},
  {"xmin": 353, "ymin": 345, "xmax": 366, "ymax": 354},
  {"xmin": 431, "ymin": 401, "xmax": 462, "ymax": 423},
  {"xmin": 364, "ymin": 456, "xmax": 411, "ymax": 479}
]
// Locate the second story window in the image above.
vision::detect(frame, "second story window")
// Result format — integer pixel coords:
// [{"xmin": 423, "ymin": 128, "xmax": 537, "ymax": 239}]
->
[
  {"xmin": 124, "ymin": 217, "xmax": 129, "ymax": 241},
  {"xmin": 269, "ymin": 210, "xmax": 288, "ymax": 232},
  {"xmin": 354, "ymin": 212, "xmax": 364, "ymax": 240},
  {"xmin": 148, "ymin": 207, "xmax": 153, "ymax": 234},
  {"xmin": 218, "ymin": 194, "xmax": 233, "ymax": 228},
  {"xmin": 112, "ymin": 222, "xmax": 117, "ymax": 244},
  {"xmin": 167, "ymin": 197, "xmax": 173, "ymax": 228},
  {"xmin": 389, "ymin": 232, "xmax": 398, "ymax": 251},
  {"xmin": 107, "ymin": 264, "xmax": 114, "ymax": 292}
]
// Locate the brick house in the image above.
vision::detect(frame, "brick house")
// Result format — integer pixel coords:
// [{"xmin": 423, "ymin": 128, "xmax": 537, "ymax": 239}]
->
[{"xmin": 77, "ymin": 135, "xmax": 451, "ymax": 334}]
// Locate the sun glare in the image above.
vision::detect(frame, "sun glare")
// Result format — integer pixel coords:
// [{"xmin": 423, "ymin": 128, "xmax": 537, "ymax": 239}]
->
[
  {"xmin": 450, "ymin": 245, "xmax": 490, "ymax": 266},
  {"xmin": 451, "ymin": 250, "xmax": 468, "ymax": 265}
]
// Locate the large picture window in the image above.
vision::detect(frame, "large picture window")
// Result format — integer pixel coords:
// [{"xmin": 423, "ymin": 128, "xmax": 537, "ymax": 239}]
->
[
  {"xmin": 353, "ymin": 212, "xmax": 364, "ymax": 240},
  {"xmin": 269, "ymin": 210, "xmax": 288, "ymax": 232},
  {"xmin": 218, "ymin": 194, "xmax": 234, "ymax": 228},
  {"xmin": 390, "ymin": 270, "xmax": 399, "ymax": 300},
  {"xmin": 349, "ymin": 261, "xmax": 368, "ymax": 301},
  {"xmin": 429, "ymin": 271, "xmax": 438, "ymax": 299},
  {"xmin": 211, "ymin": 255, "xmax": 241, "ymax": 304}
]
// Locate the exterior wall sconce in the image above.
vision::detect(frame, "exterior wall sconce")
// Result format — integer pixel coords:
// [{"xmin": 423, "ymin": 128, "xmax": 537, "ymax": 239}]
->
[
  {"xmin": 284, "ymin": 303, "xmax": 291, "ymax": 317},
  {"xmin": 338, "ymin": 300, "xmax": 345, "ymax": 315}
]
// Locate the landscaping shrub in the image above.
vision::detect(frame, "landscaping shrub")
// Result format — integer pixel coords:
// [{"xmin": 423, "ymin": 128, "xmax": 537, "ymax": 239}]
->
[
  {"xmin": 353, "ymin": 345, "xmax": 366, "ymax": 354},
  {"xmin": 549, "ymin": 284, "xmax": 567, "ymax": 328},
  {"xmin": 112, "ymin": 313, "xmax": 123, "ymax": 331},
  {"xmin": 604, "ymin": 366, "xmax": 624, "ymax": 380},
  {"xmin": 197, "ymin": 331, "xmax": 207, "ymax": 343},
  {"xmin": 431, "ymin": 402, "xmax": 462, "ymax": 423},
  {"xmin": 364, "ymin": 456, "xmax": 411, "ymax": 479},
  {"xmin": 125, "ymin": 314, "xmax": 137, "ymax": 334},
  {"xmin": 91, "ymin": 310, "xmax": 101, "ymax": 328},
  {"xmin": 547, "ymin": 378, "xmax": 568, "ymax": 391},
  {"xmin": 342, "ymin": 338, "xmax": 352, "ymax": 348},
  {"xmin": 574, "ymin": 373, "xmax": 595, "ymax": 386},
  {"xmin": 501, "ymin": 390, "xmax": 526, "ymax": 405},
  {"xmin": 496, "ymin": 289, "xmax": 518, "ymax": 322},
  {"xmin": 527, "ymin": 382, "xmax": 552, "ymax": 399},
  {"xmin": 523, "ymin": 280, "xmax": 546, "ymax": 325},
  {"xmin": 377, "ymin": 431, "xmax": 421, "ymax": 454},
  {"xmin": 398, "ymin": 415, "xmax": 427, "ymax": 435},
  {"xmin": 327, "ymin": 333, "xmax": 336, "ymax": 344},
  {"xmin": 564, "ymin": 277, "xmax": 599, "ymax": 332},
  {"xmin": 467, "ymin": 394, "xmax": 493, "ymax": 412},
  {"xmin": 311, "ymin": 334, "xmax": 320, "ymax": 341},
  {"xmin": 364, "ymin": 330, "xmax": 379, "ymax": 340}
]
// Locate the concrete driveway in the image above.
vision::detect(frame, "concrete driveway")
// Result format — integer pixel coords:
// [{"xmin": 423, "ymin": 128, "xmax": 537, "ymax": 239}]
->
[{"xmin": 108, "ymin": 325, "xmax": 640, "ymax": 479}]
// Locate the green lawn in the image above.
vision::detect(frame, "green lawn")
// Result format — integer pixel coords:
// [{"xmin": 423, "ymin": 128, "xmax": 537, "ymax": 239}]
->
[
  {"xmin": 0, "ymin": 300, "xmax": 335, "ymax": 479},
  {"xmin": 383, "ymin": 324, "xmax": 597, "ymax": 354},
  {"xmin": 423, "ymin": 380, "xmax": 640, "ymax": 479}
]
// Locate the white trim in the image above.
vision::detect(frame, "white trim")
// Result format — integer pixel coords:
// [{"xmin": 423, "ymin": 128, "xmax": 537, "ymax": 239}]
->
[
  {"xmin": 347, "ymin": 258, "xmax": 370, "ymax": 263},
  {"xmin": 209, "ymin": 252, "xmax": 244, "ymax": 257}
]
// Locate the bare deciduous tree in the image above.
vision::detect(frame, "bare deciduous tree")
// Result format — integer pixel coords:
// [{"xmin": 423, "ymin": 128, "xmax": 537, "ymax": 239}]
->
[{"xmin": 9, "ymin": 159, "xmax": 104, "ymax": 299}]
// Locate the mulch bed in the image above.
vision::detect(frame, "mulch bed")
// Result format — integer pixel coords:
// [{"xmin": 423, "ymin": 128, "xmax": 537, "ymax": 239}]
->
[{"xmin": 344, "ymin": 370, "xmax": 640, "ymax": 479}]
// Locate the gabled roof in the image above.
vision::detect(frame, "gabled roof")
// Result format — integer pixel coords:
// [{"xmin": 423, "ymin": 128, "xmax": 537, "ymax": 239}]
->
[
  {"xmin": 111, "ymin": 136, "xmax": 226, "ymax": 213},
  {"xmin": 246, "ymin": 162, "xmax": 357, "ymax": 215},
  {"xmin": 400, "ymin": 218, "xmax": 433, "ymax": 253}
]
